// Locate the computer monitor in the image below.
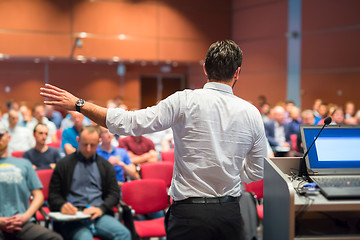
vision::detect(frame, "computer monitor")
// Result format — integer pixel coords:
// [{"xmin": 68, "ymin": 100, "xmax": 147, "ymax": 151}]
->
[{"xmin": 300, "ymin": 125, "xmax": 360, "ymax": 175}]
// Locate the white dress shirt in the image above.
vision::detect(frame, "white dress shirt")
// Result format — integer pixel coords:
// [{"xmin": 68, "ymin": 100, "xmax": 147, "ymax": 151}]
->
[{"xmin": 107, "ymin": 82, "xmax": 267, "ymax": 200}]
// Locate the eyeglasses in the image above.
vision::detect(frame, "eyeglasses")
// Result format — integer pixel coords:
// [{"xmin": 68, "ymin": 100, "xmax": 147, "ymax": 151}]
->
[{"xmin": 0, "ymin": 133, "xmax": 4, "ymax": 139}]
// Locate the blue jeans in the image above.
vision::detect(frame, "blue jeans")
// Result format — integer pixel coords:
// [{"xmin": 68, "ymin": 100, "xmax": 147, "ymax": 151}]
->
[{"xmin": 56, "ymin": 214, "xmax": 131, "ymax": 240}]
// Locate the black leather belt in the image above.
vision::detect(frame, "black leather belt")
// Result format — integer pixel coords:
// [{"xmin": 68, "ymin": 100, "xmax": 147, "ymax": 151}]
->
[{"xmin": 173, "ymin": 196, "xmax": 239, "ymax": 204}]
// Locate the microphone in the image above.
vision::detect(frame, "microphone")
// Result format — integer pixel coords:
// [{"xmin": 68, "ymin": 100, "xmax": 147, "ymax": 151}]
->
[{"xmin": 298, "ymin": 116, "xmax": 332, "ymax": 179}]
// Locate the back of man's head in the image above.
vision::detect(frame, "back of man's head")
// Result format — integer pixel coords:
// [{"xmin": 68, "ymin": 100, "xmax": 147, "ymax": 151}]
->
[{"xmin": 204, "ymin": 40, "xmax": 243, "ymax": 82}]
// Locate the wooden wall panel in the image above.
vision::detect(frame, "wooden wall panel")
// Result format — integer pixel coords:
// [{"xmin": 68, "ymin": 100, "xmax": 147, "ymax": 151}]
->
[
  {"xmin": 158, "ymin": 2, "xmax": 230, "ymax": 40},
  {"xmin": 0, "ymin": 62, "xmax": 44, "ymax": 109},
  {"xmin": 188, "ymin": 62, "xmax": 206, "ymax": 90},
  {"xmin": 158, "ymin": 39, "xmax": 210, "ymax": 62},
  {"xmin": 0, "ymin": 0, "xmax": 230, "ymax": 61},
  {"xmin": 301, "ymin": 0, "xmax": 360, "ymax": 109},
  {"xmin": 73, "ymin": 1, "xmax": 158, "ymax": 37},
  {"xmin": 236, "ymin": 72, "xmax": 287, "ymax": 106},
  {"xmin": 302, "ymin": 29, "xmax": 360, "ymax": 69},
  {"xmin": 74, "ymin": 38, "xmax": 158, "ymax": 60},
  {"xmin": 302, "ymin": 0, "xmax": 360, "ymax": 31},
  {"xmin": 0, "ymin": 0, "xmax": 71, "ymax": 32},
  {"xmin": 48, "ymin": 62, "xmax": 121, "ymax": 107},
  {"xmin": 301, "ymin": 72, "xmax": 360, "ymax": 109},
  {"xmin": 232, "ymin": 0, "xmax": 288, "ymax": 105},
  {"xmin": 239, "ymin": 38, "xmax": 287, "ymax": 72},
  {"xmin": 0, "ymin": 33, "xmax": 71, "ymax": 57},
  {"xmin": 232, "ymin": 0, "xmax": 287, "ymax": 40},
  {"xmin": 232, "ymin": 0, "xmax": 281, "ymax": 9}
]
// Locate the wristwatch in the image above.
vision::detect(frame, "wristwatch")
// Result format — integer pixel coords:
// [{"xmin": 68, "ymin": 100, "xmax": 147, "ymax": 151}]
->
[{"xmin": 75, "ymin": 99, "xmax": 85, "ymax": 112}]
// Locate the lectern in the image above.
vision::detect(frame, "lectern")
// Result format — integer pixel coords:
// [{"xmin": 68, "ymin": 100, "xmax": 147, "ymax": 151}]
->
[{"xmin": 263, "ymin": 157, "xmax": 360, "ymax": 240}]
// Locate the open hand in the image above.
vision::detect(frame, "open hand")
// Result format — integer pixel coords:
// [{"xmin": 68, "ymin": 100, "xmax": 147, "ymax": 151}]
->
[{"xmin": 40, "ymin": 84, "xmax": 78, "ymax": 111}]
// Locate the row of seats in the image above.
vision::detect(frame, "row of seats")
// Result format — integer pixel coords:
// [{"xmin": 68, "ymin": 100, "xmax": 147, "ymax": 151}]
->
[
  {"xmin": 33, "ymin": 161, "xmax": 174, "ymax": 239},
  {"xmin": 32, "ymin": 150, "xmax": 263, "ymax": 239}
]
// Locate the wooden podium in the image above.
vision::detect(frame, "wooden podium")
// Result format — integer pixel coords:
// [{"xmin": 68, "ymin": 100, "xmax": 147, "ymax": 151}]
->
[{"xmin": 263, "ymin": 157, "xmax": 360, "ymax": 240}]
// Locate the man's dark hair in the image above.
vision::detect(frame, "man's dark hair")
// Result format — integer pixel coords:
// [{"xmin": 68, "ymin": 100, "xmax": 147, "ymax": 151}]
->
[
  {"xmin": 204, "ymin": 40, "xmax": 243, "ymax": 82},
  {"xmin": 33, "ymin": 123, "xmax": 48, "ymax": 133}
]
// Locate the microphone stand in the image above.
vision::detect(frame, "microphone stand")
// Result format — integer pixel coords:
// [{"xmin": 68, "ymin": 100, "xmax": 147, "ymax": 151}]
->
[{"xmin": 298, "ymin": 117, "xmax": 331, "ymax": 180}]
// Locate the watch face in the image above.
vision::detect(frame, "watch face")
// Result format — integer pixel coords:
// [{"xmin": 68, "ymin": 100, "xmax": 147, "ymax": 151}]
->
[{"xmin": 76, "ymin": 99, "xmax": 85, "ymax": 107}]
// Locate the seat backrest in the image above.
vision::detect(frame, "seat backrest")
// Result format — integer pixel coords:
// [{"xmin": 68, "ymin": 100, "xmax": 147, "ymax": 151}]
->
[
  {"xmin": 36, "ymin": 169, "xmax": 54, "ymax": 200},
  {"xmin": 160, "ymin": 149, "xmax": 174, "ymax": 163},
  {"xmin": 122, "ymin": 179, "xmax": 168, "ymax": 215},
  {"xmin": 11, "ymin": 151, "xmax": 25, "ymax": 158},
  {"xmin": 290, "ymin": 134, "xmax": 298, "ymax": 152},
  {"xmin": 56, "ymin": 129, "xmax": 63, "ymax": 140},
  {"xmin": 140, "ymin": 161, "xmax": 173, "ymax": 188},
  {"xmin": 244, "ymin": 179, "xmax": 263, "ymax": 199}
]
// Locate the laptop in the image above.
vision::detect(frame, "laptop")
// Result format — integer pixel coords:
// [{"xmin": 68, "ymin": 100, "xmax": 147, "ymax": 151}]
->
[{"xmin": 300, "ymin": 125, "xmax": 360, "ymax": 199}]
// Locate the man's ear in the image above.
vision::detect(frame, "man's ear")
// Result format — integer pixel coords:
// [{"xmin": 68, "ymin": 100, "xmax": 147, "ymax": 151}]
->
[
  {"xmin": 203, "ymin": 63, "xmax": 208, "ymax": 77},
  {"xmin": 234, "ymin": 67, "xmax": 241, "ymax": 79}
]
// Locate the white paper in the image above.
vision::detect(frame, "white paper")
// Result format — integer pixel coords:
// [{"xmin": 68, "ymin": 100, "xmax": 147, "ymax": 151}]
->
[{"xmin": 48, "ymin": 211, "xmax": 91, "ymax": 221}]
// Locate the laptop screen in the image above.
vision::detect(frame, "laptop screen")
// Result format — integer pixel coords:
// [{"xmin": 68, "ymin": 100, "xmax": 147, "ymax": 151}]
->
[{"xmin": 300, "ymin": 125, "xmax": 360, "ymax": 174}]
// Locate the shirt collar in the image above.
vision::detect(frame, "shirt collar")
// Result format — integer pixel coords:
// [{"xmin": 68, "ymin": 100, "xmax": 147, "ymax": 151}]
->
[
  {"xmin": 203, "ymin": 82, "xmax": 233, "ymax": 95},
  {"xmin": 77, "ymin": 150, "xmax": 97, "ymax": 163}
]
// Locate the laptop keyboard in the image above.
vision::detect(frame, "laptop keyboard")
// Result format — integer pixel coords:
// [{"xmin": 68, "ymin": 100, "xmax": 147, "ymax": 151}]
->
[{"xmin": 312, "ymin": 176, "xmax": 360, "ymax": 187}]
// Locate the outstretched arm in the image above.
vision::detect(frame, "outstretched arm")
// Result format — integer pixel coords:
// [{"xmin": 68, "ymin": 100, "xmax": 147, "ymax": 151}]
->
[{"xmin": 40, "ymin": 84, "xmax": 108, "ymax": 127}]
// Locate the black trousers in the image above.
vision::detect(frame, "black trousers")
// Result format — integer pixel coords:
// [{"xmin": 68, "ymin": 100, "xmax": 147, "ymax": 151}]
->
[{"xmin": 165, "ymin": 201, "xmax": 245, "ymax": 240}]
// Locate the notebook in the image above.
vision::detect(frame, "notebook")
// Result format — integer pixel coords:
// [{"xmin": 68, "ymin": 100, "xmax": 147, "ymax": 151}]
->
[{"xmin": 300, "ymin": 125, "xmax": 360, "ymax": 199}]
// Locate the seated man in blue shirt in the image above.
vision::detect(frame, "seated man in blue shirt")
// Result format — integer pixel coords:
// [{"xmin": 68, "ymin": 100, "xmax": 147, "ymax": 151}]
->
[
  {"xmin": 61, "ymin": 111, "xmax": 85, "ymax": 155},
  {"xmin": 97, "ymin": 127, "xmax": 139, "ymax": 185},
  {"xmin": 48, "ymin": 125, "xmax": 130, "ymax": 240}
]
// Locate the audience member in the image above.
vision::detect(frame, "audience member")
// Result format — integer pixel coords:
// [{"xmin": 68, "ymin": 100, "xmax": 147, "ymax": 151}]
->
[
  {"xmin": 118, "ymin": 136, "xmax": 158, "ymax": 165},
  {"xmin": 344, "ymin": 101, "xmax": 357, "ymax": 124},
  {"xmin": 1, "ymin": 100, "xmax": 24, "ymax": 127},
  {"xmin": 61, "ymin": 111, "xmax": 84, "ymax": 155},
  {"xmin": 260, "ymin": 103, "xmax": 271, "ymax": 123},
  {"xmin": 288, "ymin": 106, "xmax": 302, "ymax": 135},
  {"xmin": 344, "ymin": 101, "xmax": 356, "ymax": 119},
  {"xmin": 48, "ymin": 125, "xmax": 130, "ymax": 240},
  {"xmin": 45, "ymin": 105, "xmax": 63, "ymax": 129},
  {"xmin": 355, "ymin": 110, "xmax": 360, "ymax": 124},
  {"xmin": 264, "ymin": 106, "xmax": 292, "ymax": 154},
  {"xmin": 257, "ymin": 95, "xmax": 267, "ymax": 109},
  {"xmin": 296, "ymin": 109, "xmax": 316, "ymax": 153},
  {"xmin": 315, "ymin": 102, "xmax": 328, "ymax": 124},
  {"xmin": 330, "ymin": 107, "xmax": 345, "ymax": 125},
  {"xmin": 7, "ymin": 109, "xmax": 35, "ymax": 155},
  {"xmin": 284, "ymin": 100, "xmax": 295, "ymax": 123},
  {"xmin": 143, "ymin": 128, "xmax": 173, "ymax": 154},
  {"xmin": 27, "ymin": 104, "xmax": 57, "ymax": 143},
  {"xmin": 97, "ymin": 127, "xmax": 139, "ymax": 185},
  {"xmin": 60, "ymin": 111, "xmax": 91, "ymax": 130},
  {"xmin": 312, "ymin": 98, "xmax": 322, "ymax": 119},
  {"xmin": 19, "ymin": 104, "xmax": 32, "ymax": 127},
  {"xmin": 23, "ymin": 123, "xmax": 61, "ymax": 170},
  {"xmin": 0, "ymin": 122, "xmax": 63, "ymax": 240}
]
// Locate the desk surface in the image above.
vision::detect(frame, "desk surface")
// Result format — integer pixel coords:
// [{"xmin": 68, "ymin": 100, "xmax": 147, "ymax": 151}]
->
[
  {"xmin": 269, "ymin": 157, "xmax": 360, "ymax": 211},
  {"xmin": 290, "ymin": 178, "xmax": 360, "ymax": 211},
  {"xmin": 264, "ymin": 157, "xmax": 360, "ymax": 240}
]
